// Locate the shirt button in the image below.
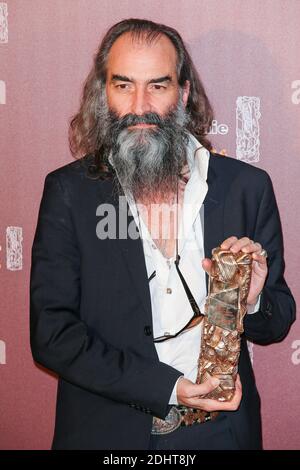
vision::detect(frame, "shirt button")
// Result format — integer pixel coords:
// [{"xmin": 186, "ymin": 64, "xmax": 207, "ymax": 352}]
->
[{"xmin": 166, "ymin": 288, "xmax": 172, "ymax": 294}]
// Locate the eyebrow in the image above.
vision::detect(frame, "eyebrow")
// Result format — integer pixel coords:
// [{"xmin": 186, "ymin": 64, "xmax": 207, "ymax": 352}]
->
[{"xmin": 111, "ymin": 74, "xmax": 172, "ymax": 84}]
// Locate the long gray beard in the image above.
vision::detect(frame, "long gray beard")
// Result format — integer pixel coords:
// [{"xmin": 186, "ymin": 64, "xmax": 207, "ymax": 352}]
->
[{"xmin": 100, "ymin": 92, "xmax": 190, "ymax": 204}]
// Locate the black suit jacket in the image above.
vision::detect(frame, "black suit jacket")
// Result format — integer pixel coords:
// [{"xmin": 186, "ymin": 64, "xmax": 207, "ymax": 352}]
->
[{"xmin": 30, "ymin": 152, "xmax": 296, "ymax": 450}]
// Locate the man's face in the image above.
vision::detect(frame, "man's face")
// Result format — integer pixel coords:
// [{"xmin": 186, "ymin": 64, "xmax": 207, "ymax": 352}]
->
[
  {"xmin": 102, "ymin": 32, "xmax": 191, "ymax": 204},
  {"xmin": 105, "ymin": 32, "xmax": 190, "ymax": 126}
]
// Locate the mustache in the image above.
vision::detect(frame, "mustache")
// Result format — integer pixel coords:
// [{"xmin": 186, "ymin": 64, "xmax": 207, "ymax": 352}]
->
[{"xmin": 109, "ymin": 109, "xmax": 178, "ymax": 133}]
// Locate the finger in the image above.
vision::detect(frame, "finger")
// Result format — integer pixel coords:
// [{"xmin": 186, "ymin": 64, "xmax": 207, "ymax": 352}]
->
[
  {"xmin": 209, "ymin": 375, "xmax": 242, "ymax": 411},
  {"xmin": 224, "ymin": 376, "xmax": 243, "ymax": 409},
  {"xmin": 242, "ymin": 242, "xmax": 262, "ymax": 254},
  {"xmin": 201, "ymin": 258, "xmax": 212, "ymax": 275},
  {"xmin": 220, "ymin": 236, "xmax": 238, "ymax": 250},
  {"xmin": 252, "ymin": 252, "xmax": 268, "ymax": 265},
  {"xmin": 226, "ymin": 237, "xmax": 254, "ymax": 253},
  {"xmin": 235, "ymin": 373, "xmax": 242, "ymax": 385},
  {"xmin": 189, "ymin": 376, "xmax": 220, "ymax": 398},
  {"xmin": 187, "ymin": 375, "xmax": 242, "ymax": 411},
  {"xmin": 186, "ymin": 389, "xmax": 242, "ymax": 411},
  {"xmin": 235, "ymin": 374, "xmax": 242, "ymax": 393}
]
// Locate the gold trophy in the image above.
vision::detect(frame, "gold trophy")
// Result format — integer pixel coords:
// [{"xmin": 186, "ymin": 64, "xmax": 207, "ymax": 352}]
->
[
  {"xmin": 196, "ymin": 247, "xmax": 252, "ymax": 401},
  {"xmin": 151, "ymin": 246, "xmax": 252, "ymax": 434}
]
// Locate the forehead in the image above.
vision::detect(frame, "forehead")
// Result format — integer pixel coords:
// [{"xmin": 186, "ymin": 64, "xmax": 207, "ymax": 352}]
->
[{"xmin": 106, "ymin": 32, "xmax": 178, "ymax": 81}]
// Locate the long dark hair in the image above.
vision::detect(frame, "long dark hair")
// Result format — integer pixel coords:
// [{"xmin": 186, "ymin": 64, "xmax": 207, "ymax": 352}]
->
[{"xmin": 69, "ymin": 18, "xmax": 214, "ymax": 178}]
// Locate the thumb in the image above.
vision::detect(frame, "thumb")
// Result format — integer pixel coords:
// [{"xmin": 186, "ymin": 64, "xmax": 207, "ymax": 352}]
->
[
  {"xmin": 202, "ymin": 258, "xmax": 212, "ymax": 275},
  {"xmin": 192, "ymin": 376, "xmax": 220, "ymax": 397}
]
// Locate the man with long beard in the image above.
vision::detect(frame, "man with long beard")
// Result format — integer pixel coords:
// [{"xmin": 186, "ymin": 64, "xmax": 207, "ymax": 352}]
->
[{"xmin": 30, "ymin": 19, "xmax": 295, "ymax": 450}]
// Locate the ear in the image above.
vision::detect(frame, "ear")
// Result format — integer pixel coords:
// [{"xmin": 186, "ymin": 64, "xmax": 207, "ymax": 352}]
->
[{"xmin": 182, "ymin": 80, "xmax": 190, "ymax": 107}]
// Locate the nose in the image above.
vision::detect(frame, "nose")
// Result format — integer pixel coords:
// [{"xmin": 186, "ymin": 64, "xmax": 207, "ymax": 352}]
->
[{"xmin": 130, "ymin": 87, "xmax": 151, "ymax": 116}]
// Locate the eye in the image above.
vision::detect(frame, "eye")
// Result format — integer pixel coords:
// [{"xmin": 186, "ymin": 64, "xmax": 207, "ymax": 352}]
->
[
  {"xmin": 151, "ymin": 84, "xmax": 167, "ymax": 91},
  {"xmin": 115, "ymin": 83, "xmax": 131, "ymax": 91}
]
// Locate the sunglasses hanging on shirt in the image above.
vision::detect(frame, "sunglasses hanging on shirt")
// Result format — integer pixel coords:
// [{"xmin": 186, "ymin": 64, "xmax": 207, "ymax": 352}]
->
[{"xmin": 138, "ymin": 178, "xmax": 205, "ymax": 343}]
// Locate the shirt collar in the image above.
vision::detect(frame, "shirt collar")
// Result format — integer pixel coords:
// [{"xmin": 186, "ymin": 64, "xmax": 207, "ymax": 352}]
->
[{"xmin": 185, "ymin": 132, "xmax": 210, "ymax": 185}]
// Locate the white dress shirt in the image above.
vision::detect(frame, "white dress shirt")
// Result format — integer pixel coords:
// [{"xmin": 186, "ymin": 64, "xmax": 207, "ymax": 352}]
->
[{"xmin": 112, "ymin": 133, "xmax": 260, "ymax": 404}]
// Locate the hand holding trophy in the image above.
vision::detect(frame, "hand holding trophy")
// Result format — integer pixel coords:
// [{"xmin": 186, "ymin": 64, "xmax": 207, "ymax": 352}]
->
[{"xmin": 197, "ymin": 247, "xmax": 252, "ymax": 401}]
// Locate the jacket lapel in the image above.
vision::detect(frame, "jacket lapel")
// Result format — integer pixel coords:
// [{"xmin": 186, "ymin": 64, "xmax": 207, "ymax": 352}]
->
[
  {"xmin": 97, "ymin": 180, "xmax": 152, "ymax": 320},
  {"xmin": 203, "ymin": 155, "xmax": 225, "ymax": 292}
]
